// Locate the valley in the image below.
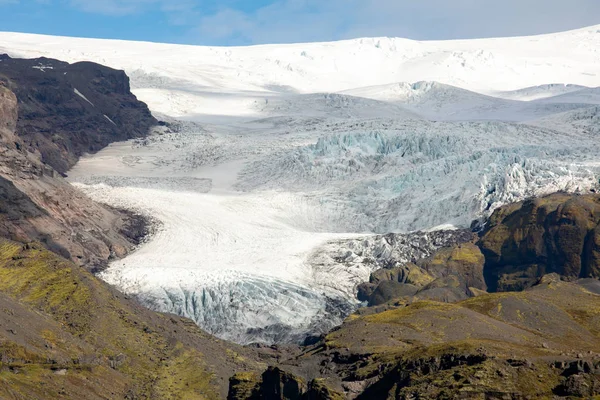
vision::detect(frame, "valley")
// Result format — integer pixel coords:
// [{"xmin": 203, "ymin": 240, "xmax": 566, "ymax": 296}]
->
[{"xmin": 2, "ymin": 26, "xmax": 600, "ymax": 345}]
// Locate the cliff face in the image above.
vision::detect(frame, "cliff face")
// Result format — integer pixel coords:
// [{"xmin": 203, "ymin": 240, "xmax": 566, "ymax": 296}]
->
[
  {"xmin": 0, "ymin": 82, "xmax": 17, "ymax": 131},
  {"xmin": 480, "ymin": 193, "xmax": 600, "ymax": 291},
  {"xmin": 0, "ymin": 54, "xmax": 156, "ymax": 175},
  {"xmin": 0, "ymin": 58, "xmax": 154, "ymax": 271}
]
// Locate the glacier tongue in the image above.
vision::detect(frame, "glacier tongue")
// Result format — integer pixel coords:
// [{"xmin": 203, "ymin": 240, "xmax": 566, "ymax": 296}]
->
[
  {"xmin": 71, "ymin": 179, "xmax": 359, "ymax": 345},
  {"xmin": 120, "ymin": 270, "xmax": 349, "ymax": 345},
  {"xmin": 68, "ymin": 113, "xmax": 600, "ymax": 344}
]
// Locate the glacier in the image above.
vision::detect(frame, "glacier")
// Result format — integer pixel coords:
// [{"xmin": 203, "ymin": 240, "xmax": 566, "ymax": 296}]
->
[
  {"xmin": 237, "ymin": 120, "xmax": 600, "ymax": 232},
  {"xmin": 1, "ymin": 26, "xmax": 600, "ymax": 344}
]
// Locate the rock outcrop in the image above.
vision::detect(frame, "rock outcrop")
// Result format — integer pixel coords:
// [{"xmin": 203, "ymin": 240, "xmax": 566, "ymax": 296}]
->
[
  {"xmin": 254, "ymin": 276, "xmax": 600, "ymax": 399},
  {"xmin": 479, "ymin": 192, "xmax": 600, "ymax": 291},
  {"xmin": 222, "ymin": 275, "xmax": 600, "ymax": 399},
  {"xmin": 357, "ymin": 242, "xmax": 486, "ymax": 306},
  {"xmin": 358, "ymin": 193, "xmax": 600, "ymax": 306}
]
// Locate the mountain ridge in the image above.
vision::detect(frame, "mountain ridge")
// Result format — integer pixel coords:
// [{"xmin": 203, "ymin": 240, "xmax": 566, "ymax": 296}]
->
[
  {"xmin": 1, "ymin": 23, "xmax": 600, "ymax": 48},
  {"xmin": 1, "ymin": 24, "xmax": 599, "ymax": 103}
]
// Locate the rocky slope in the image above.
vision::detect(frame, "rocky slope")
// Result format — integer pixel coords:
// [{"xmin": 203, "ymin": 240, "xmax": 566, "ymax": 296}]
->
[
  {"xmin": 3, "ymin": 221, "xmax": 597, "ymax": 399},
  {"xmin": 0, "ymin": 239, "xmax": 264, "ymax": 399},
  {"xmin": 0, "ymin": 57, "xmax": 156, "ymax": 271},
  {"xmin": 228, "ymin": 274, "xmax": 600, "ymax": 399}
]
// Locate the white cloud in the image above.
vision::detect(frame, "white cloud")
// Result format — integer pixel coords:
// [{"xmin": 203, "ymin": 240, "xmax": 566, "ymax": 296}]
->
[
  {"xmin": 194, "ymin": 0, "xmax": 600, "ymax": 45},
  {"xmin": 196, "ymin": 0, "xmax": 352, "ymax": 44},
  {"xmin": 68, "ymin": 0, "xmax": 196, "ymax": 16}
]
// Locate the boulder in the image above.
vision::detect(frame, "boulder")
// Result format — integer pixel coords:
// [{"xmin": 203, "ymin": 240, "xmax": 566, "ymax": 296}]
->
[{"xmin": 480, "ymin": 193, "xmax": 600, "ymax": 291}]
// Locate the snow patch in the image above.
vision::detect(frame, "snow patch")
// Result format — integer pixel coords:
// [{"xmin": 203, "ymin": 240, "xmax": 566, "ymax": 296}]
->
[
  {"xmin": 104, "ymin": 115, "xmax": 116, "ymax": 125},
  {"xmin": 32, "ymin": 64, "xmax": 53, "ymax": 72},
  {"xmin": 74, "ymin": 88, "xmax": 94, "ymax": 106}
]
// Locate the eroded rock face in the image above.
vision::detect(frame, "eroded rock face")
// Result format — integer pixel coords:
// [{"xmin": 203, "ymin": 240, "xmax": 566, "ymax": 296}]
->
[
  {"xmin": 0, "ymin": 54, "xmax": 156, "ymax": 175},
  {"xmin": 0, "ymin": 60, "xmax": 155, "ymax": 271},
  {"xmin": 479, "ymin": 193, "xmax": 600, "ymax": 291}
]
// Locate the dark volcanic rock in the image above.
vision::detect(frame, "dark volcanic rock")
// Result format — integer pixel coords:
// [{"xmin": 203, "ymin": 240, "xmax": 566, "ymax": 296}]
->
[
  {"xmin": 479, "ymin": 192, "xmax": 600, "ymax": 291},
  {"xmin": 419, "ymin": 242, "xmax": 487, "ymax": 290},
  {"xmin": 261, "ymin": 367, "xmax": 306, "ymax": 399},
  {"xmin": 368, "ymin": 281, "xmax": 419, "ymax": 306},
  {"xmin": 0, "ymin": 57, "xmax": 155, "ymax": 270},
  {"xmin": 554, "ymin": 360, "xmax": 600, "ymax": 397},
  {"xmin": 0, "ymin": 54, "xmax": 156, "ymax": 174},
  {"xmin": 228, "ymin": 372, "xmax": 261, "ymax": 400}
]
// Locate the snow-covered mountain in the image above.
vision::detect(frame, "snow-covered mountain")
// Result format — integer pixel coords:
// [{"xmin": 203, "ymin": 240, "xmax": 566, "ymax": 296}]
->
[
  {"xmin": 492, "ymin": 84, "xmax": 590, "ymax": 101},
  {"xmin": 339, "ymin": 81, "xmax": 590, "ymax": 121},
  {"xmin": 534, "ymin": 86, "xmax": 600, "ymax": 105},
  {"xmin": 1, "ymin": 25, "xmax": 600, "ymax": 120},
  {"xmin": 528, "ymin": 106, "xmax": 600, "ymax": 135},
  {"xmin": 2, "ymin": 26, "xmax": 600, "ymax": 344}
]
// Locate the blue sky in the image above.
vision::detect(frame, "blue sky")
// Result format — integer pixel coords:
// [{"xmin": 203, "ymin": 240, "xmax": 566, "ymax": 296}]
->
[{"xmin": 1, "ymin": 0, "xmax": 600, "ymax": 46}]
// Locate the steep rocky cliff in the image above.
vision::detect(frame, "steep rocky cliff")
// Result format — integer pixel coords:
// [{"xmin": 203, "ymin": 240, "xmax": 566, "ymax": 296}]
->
[
  {"xmin": 357, "ymin": 242, "xmax": 486, "ymax": 306},
  {"xmin": 480, "ymin": 192, "xmax": 600, "ymax": 291},
  {"xmin": 0, "ymin": 58, "xmax": 155, "ymax": 271}
]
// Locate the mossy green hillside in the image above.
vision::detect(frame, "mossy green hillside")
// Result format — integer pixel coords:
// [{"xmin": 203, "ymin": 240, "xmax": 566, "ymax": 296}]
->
[{"xmin": 0, "ymin": 239, "xmax": 260, "ymax": 399}]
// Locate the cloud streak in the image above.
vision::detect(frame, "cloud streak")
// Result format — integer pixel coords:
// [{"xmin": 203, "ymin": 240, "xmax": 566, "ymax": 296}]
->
[{"xmin": 194, "ymin": 0, "xmax": 600, "ymax": 45}]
